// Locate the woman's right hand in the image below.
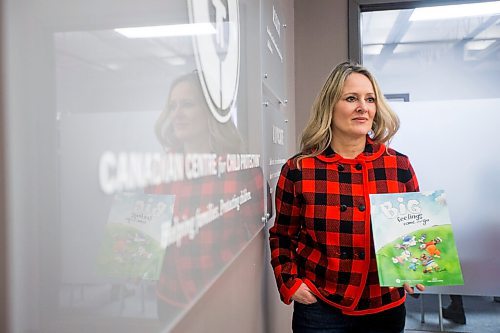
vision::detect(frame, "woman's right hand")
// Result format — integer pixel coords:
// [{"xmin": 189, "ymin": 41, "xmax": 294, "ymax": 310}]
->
[{"xmin": 291, "ymin": 283, "xmax": 318, "ymax": 304}]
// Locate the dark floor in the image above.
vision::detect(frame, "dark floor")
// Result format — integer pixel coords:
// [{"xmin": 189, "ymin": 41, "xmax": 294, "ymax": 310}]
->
[{"xmin": 405, "ymin": 294, "xmax": 500, "ymax": 333}]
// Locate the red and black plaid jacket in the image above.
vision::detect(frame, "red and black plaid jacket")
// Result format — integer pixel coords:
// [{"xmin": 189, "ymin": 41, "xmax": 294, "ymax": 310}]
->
[
  {"xmin": 269, "ymin": 138, "xmax": 419, "ymax": 315},
  {"xmin": 148, "ymin": 166, "xmax": 265, "ymax": 308}
]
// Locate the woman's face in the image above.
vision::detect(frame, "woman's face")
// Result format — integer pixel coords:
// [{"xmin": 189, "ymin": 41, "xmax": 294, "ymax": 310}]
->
[
  {"xmin": 168, "ymin": 80, "xmax": 209, "ymax": 143},
  {"xmin": 332, "ymin": 72, "xmax": 377, "ymax": 140}
]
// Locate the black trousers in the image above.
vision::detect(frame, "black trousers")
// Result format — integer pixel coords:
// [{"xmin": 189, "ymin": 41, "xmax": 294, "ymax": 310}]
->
[{"xmin": 292, "ymin": 300, "xmax": 406, "ymax": 333}]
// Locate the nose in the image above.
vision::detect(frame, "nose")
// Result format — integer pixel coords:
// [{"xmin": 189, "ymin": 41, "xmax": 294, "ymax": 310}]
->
[{"xmin": 356, "ymin": 100, "xmax": 369, "ymax": 113}]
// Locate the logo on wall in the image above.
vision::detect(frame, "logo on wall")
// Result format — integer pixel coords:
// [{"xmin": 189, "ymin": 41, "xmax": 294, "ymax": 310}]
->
[{"xmin": 188, "ymin": 0, "xmax": 240, "ymax": 123}]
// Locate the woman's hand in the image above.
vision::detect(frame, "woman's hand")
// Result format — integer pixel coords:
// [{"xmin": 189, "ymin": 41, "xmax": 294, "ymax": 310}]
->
[
  {"xmin": 291, "ymin": 283, "xmax": 318, "ymax": 304},
  {"xmin": 403, "ymin": 283, "xmax": 425, "ymax": 294}
]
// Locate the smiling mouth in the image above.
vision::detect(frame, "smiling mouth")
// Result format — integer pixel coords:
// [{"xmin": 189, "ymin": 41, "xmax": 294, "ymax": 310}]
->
[{"xmin": 353, "ymin": 117, "xmax": 368, "ymax": 121}]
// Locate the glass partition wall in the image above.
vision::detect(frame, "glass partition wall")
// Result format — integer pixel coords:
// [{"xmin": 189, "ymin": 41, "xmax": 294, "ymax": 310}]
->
[
  {"xmin": 349, "ymin": 2, "xmax": 500, "ymax": 331},
  {"xmin": 4, "ymin": 0, "xmax": 275, "ymax": 332},
  {"xmin": 350, "ymin": 0, "xmax": 500, "ymax": 298}
]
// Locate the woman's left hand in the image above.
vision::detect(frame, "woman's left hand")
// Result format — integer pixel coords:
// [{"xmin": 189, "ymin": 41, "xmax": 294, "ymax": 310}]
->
[{"xmin": 403, "ymin": 283, "xmax": 425, "ymax": 294}]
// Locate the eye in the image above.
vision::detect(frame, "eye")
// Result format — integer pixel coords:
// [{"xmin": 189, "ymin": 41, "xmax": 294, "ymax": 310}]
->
[
  {"xmin": 169, "ymin": 100, "xmax": 196, "ymax": 112},
  {"xmin": 180, "ymin": 100, "xmax": 196, "ymax": 108},
  {"xmin": 367, "ymin": 97, "xmax": 376, "ymax": 103},
  {"xmin": 346, "ymin": 96, "xmax": 357, "ymax": 102}
]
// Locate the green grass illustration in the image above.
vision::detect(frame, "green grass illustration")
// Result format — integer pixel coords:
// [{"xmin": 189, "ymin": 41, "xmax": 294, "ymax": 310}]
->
[
  {"xmin": 376, "ymin": 225, "xmax": 464, "ymax": 287},
  {"xmin": 98, "ymin": 223, "xmax": 164, "ymax": 280}
]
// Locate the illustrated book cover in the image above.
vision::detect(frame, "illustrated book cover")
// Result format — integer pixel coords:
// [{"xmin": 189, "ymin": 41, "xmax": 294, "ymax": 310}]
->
[
  {"xmin": 369, "ymin": 190, "xmax": 464, "ymax": 287},
  {"xmin": 98, "ymin": 192, "xmax": 175, "ymax": 280}
]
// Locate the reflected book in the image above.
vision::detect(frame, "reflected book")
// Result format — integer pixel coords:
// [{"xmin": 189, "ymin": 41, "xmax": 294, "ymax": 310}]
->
[
  {"xmin": 98, "ymin": 192, "xmax": 175, "ymax": 280},
  {"xmin": 369, "ymin": 190, "xmax": 464, "ymax": 287}
]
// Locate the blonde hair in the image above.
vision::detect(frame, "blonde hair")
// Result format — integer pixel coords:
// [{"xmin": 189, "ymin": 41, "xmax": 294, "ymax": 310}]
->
[
  {"xmin": 298, "ymin": 61, "xmax": 399, "ymax": 163},
  {"xmin": 155, "ymin": 71, "xmax": 244, "ymax": 154}
]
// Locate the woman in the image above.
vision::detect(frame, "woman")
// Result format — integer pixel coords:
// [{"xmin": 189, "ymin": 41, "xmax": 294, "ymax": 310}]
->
[
  {"xmin": 155, "ymin": 71, "xmax": 243, "ymax": 154},
  {"xmin": 269, "ymin": 61, "xmax": 425, "ymax": 333},
  {"xmin": 151, "ymin": 71, "xmax": 264, "ymax": 325}
]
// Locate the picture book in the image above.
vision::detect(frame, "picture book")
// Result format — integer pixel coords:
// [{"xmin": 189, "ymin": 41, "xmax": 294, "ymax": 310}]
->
[
  {"xmin": 97, "ymin": 192, "xmax": 175, "ymax": 280},
  {"xmin": 369, "ymin": 190, "xmax": 464, "ymax": 287}
]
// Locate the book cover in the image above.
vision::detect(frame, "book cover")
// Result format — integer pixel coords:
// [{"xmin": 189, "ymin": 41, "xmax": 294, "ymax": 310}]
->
[
  {"xmin": 369, "ymin": 190, "xmax": 464, "ymax": 287},
  {"xmin": 98, "ymin": 192, "xmax": 175, "ymax": 280}
]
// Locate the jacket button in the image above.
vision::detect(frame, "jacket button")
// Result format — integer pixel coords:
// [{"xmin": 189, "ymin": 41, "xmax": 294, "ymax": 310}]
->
[
  {"xmin": 359, "ymin": 251, "xmax": 365, "ymax": 260},
  {"xmin": 355, "ymin": 163, "xmax": 362, "ymax": 170},
  {"xmin": 358, "ymin": 204, "xmax": 366, "ymax": 212},
  {"xmin": 340, "ymin": 204, "xmax": 347, "ymax": 212},
  {"xmin": 338, "ymin": 164, "xmax": 345, "ymax": 171},
  {"xmin": 341, "ymin": 251, "xmax": 349, "ymax": 259}
]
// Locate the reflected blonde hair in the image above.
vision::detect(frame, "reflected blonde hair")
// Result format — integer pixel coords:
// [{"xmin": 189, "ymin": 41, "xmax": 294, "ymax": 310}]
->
[
  {"xmin": 298, "ymin": 61, "xmax": 399, "ymax": 163},
  {"xmin": 155, "ymin": 71, "xmax": 244, "ymax": 154}
]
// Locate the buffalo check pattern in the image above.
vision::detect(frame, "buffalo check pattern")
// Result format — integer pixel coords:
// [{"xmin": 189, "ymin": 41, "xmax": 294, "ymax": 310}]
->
[
  {"xmin": 148, "ymin": 167, "xmax": 265, "ymax": 308},
  {"xmin": 269, "ymin": 138, "xmax": 419, "ymax": 315}
]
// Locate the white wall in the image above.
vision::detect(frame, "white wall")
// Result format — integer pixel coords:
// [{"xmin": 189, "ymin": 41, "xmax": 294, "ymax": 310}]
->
[{"xmin": 294, "ymin": 0, "xmax": 348, "ymax": 146}]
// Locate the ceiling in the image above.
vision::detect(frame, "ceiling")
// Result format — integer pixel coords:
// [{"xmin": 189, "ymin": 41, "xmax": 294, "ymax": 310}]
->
[{"xmin": 361, "ymin": 6, "xmax": 500, "ymax": 73}]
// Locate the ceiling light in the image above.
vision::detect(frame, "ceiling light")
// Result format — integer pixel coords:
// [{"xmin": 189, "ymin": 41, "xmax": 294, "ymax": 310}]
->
[
  {"xmin": 465, "ymin": 39, "xmax": 496, "ymax": 51},
  {"xmin": 165, "ymin": 57, "xmax": 187, "ymax": 66},
  {"xmin": 363, "ymin": 44, "xmax": 384, "ymax": 55},
  {"xmin": 393, "ymin": 44, "xmax": 416, "ymax": 54},
  {"xmin": 115, "ymin": 23, "xmax": 216, "ymax": 38},
  {"xmin": 409, "ymin": 1, "xmax": 500, "ymax": 21}
]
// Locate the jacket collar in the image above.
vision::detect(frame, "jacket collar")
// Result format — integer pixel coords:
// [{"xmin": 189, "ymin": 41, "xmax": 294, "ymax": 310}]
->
[{"xmin": 316, "ymin": 136, "xmax": 385, "ymax": 163}]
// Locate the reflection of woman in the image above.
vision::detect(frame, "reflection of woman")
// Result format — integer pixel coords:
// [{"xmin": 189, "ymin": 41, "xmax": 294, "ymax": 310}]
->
[
  {"xmin": 269, "ymin": 61, "xmax": 424, "ymax": 333},
  {"xmin": 150, "ymin": 71, "xmax": 264, "ymax": 325},
  {"xmin": 155, "ymin": 71, "xmax": 243, "ymax": 154}
]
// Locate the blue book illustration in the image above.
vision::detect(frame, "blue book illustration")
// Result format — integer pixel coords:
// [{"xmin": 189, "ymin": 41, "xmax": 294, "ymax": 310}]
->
[
  {"xmin": 98, "ymin": 192, "xmax": 175, "ymax": 280},
  {"xmin": 369, "ymin": 190, "xmax": 464, "ymax": 287}
]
